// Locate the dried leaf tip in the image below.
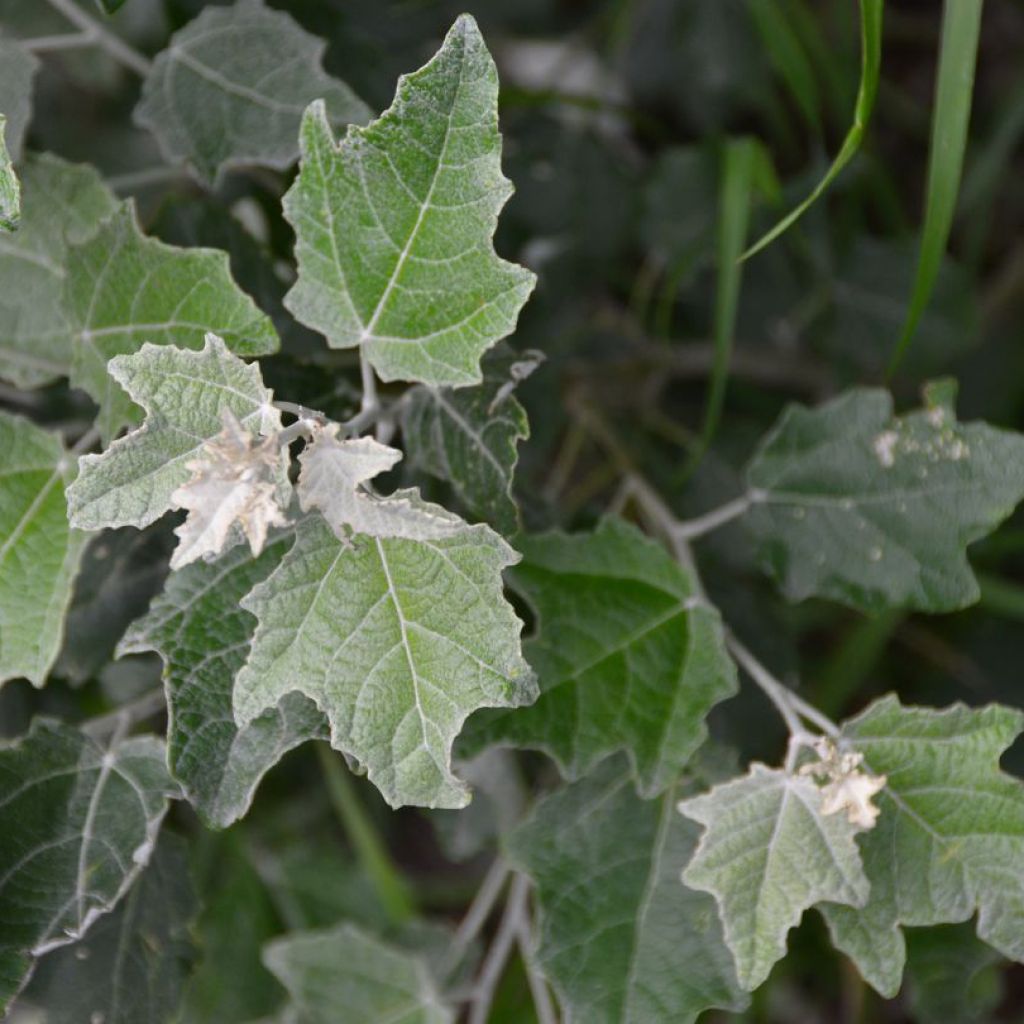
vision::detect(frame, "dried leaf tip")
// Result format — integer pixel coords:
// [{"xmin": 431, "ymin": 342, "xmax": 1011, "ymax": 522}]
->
[
  {"xmin": 169, "ymin": 408, "xmax": 290, "ymax": 569},
  {"xmin": 799, "ymin": 737, "xmax": 886, "ymax": 829}
]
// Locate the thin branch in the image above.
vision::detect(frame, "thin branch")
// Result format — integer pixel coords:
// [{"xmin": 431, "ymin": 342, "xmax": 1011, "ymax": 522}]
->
[
  {"xmin": 788, "ymin": 690, "xmax": 842, "ymax": 738},
  {"xmin": 81, "ymin": 687, "xmax": 167, "ymax": 739},
  {"xmin": 359, "ymin": 351, "xmax": 378, "ymax": 417},
  {"xmin": 440, "ymin": 857, "xmax": 511, "ymax": 980},
  {"xmin": 68, "ymin": 426, "xmax": 101, "ymax": 458},
  {"xmin": 42, "ymin": 0, "xmax": 152, "ymax": 77},
  {"xmin": 674, "ymin": 493, "xmax": 754, "ymax": 540},
  {"xmin": 726, "ymin": 633, "xmax": 808, "ymax": 741},
  {"xmin": 273, "ymin": 400, "xmax": 327, "ymax": 424},
  {"xmin": 315, "ymin": 744, "xmax": 415, "ymax": 926},
  {"xmin": 21, "ymin": 31, "xmax": 96, "ymax": 53},
  {"xmin": 467, "ymin": 873, "xmax": 531, "ymax": 1024},
  {"xmin": 106, "ymin": 166, "xmax": 192, "ymax": 192},
  {"xmin": 517, "ymin": 916, "xmax": 558, "ymax": 1024},
  {"xmin": 274, "ymin": 419, "xmax": 316, "ymax": 446}
]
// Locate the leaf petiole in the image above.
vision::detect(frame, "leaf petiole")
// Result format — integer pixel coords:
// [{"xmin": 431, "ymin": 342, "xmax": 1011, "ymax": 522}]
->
[{"xmin": 42, "ymin": 0, "xmax": 152, "ymax": 77}]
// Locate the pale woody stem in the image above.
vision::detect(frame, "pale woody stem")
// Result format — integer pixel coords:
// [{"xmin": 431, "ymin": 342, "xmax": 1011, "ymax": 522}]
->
[
  {"xmin": 22, "ymin": 32, "xmax": 96, "ymax": 53},
  {"xmin": 42, "ymin": 0, "xmax": 153, "ymax": 77},
  {"xmin": 674, "ymin": 492, "xmax": 755, "ymax": 540},
  {"xmin": 441, "ymin": 857, "xmax": 510, "ymax": 979},
  {"xmin": 359, "ymin": 351, "xmax": 378, "ymax": 416},
  {"xmin": 573, "ymin": 397, "xmax": 841, "ymax": 766},
  {"xmin": 467, "ymin": 873, "xmax": 533, "ymax": 1024}
]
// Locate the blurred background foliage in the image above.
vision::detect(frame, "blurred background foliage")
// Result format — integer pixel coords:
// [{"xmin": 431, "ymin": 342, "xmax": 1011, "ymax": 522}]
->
[{"xmin": 3, "ymin": 1, "xmax": 1024, "ymax": 1021}]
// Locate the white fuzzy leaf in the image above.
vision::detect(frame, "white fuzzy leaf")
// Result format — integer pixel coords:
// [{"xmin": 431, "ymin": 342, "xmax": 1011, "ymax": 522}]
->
[
  {"xmin": 297, "ymin": 426, "xmax": 458, "ymax": 542},
  {"xmin": 67, "ymin": 335, "xmax": 283, "ymax": 537},
  {"xmin": 679, "ymin": 764, "xmax": 870, "ymax": 991},
  {"xmin": 234, "ymin": 511, "xmax": 536, "ymax": 809},
  {"xmin": 170, "ymin": 410, "xmax": 290, "ymax": 569}
]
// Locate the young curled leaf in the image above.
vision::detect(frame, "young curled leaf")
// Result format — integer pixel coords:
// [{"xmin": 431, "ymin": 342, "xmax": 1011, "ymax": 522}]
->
[
  {"xmin": 799, "ymin": 737, "xmax": 886, "ymax": 829},
  {"xmin": 170, "ymin": 409, "xmax": 291, "ymax": 570},
  {"xmin": 297, "ymin": 425, "xmax": 459, "ymax": 542}
]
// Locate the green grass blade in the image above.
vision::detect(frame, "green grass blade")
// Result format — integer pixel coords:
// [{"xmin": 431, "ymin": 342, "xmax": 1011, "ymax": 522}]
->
[
  {"xmin": 748, "ymin": 0, "xmax": 822, "ymax": 131},
  {"xmin": 741, "ymin": 0, "xmax": 883, "ymax": 261},
  {"xmin": 887, "ymin": 0, "xmax": 984, "ymax": 378},
  {"xmin": 680, "ymin": 138, "xmax": 756, "ymax": 480}
]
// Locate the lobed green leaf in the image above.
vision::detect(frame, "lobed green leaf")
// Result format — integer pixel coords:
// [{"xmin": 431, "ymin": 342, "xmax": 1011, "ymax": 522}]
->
[
  {"xmin": 64, "ymin": 204, "xmax": 278, "ymax": 440},
  {"xmin": 466, "ymin": 518, "xmax": 738, "ymax": 796},
  {"xmin": 282, "ymin": 15, "xmax": 535, "ymax": 387},
  {"xmin": 135, "ymin": 0, "xmax": 371, "ymax": 184},
  {"xmin": 0, "ymin": 412, "xmax": 87, "ymax": 687}
]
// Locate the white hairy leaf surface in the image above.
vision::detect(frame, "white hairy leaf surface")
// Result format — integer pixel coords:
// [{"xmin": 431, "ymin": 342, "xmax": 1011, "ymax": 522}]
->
[
  {"xmin": 233, "ymin": 512, "xmax": 536, "ymax": 809},
  {"xmin": 679, "ymin": 764, "xmax": 870, "ymax": 990},
  {"xmin": 820, "ymin": 697, "xmax": 1024, "ymax": 997},
  {"xmin": 297, "ymin": 426, "xmax": 459, "ymax": 542},
  {"xmin": 282, "ymin": 15, "xmax": 535, "ymax": 386},
  {"xmin": 169, "ymin": 410, "xmax": 291, "ymax": 569},
  {"xmin": 67, "ymin": 336, "xmax": 282, "ymax": 535}
]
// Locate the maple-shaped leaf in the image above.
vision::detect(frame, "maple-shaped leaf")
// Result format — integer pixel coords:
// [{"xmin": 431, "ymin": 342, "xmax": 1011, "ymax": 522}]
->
[
  {"xmin": 0, "ymin": 721, "xmax": 177, "ymax": 1009},
  {"xmin": 24, "ymin": 834, "xmax": 197, "ymax": 1024},
  {"xmin": 282, "ymin": 15, "xmax": 535, "ymax": 387},
  {"xmin": 508, "ymin": 756, "xmax": 748, "ymax": 1024},
  {"xmin": 0, "ymin": 117, "xmax": 18, "ymax": 232},
  {"xmin": 135, "ymin": 0, "xmax": 370, "ymax": 184},
  {"xmin": 400, "ymin": 344, "xmax": 539, "ymax": 533},
  {"xmin": 264, "ymin": 923, "xmax": 453, "ymax": 1024},
  {"xmin": 297, "ymin": 426, "xmax": 459, "ymax": 541},
  {"xmin": 745, "ymin": 386, "xmax": 1024, "ymax": 612},
  {"xmin": 679, "ymin": 764, "xmax": 870, "ymax": 990},
  {"xmin": 819, "ymin": 697, "xmax": 1024, "ymax": 997},
  {"xmin": 120, "ymin": 534, "xmax": 327, "ymax": 828},
  {"xmin": 64, "ymin": 202, "xmax": 278, "ymax": 440},
  {"xmin": 170, "ymin": 409, "xmax": 290, "ymax": 569},
  {"xmin": 464, "ymin": 518, "xmax": 738, "ymax": 796},
  {"xmin": 0, "ymin": 154, "xmax": 116, "ymax": 389},
  {"xmin": 68, "ymin": 335, "xmax": 282, "ymax": 535},
  {"xmin": 0, "ymin": 412, "xmax": 87, "ymax": 687},
  {"xmin": 233, "ymin": 509, "xmax": 536, "ymax": 809}
]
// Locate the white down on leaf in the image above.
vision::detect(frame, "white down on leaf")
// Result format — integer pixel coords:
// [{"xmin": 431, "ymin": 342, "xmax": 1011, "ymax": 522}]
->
[
  {"xmin": 169, "ymin": 408, "xmax": 290, "ymax": 569},
  {"xmin": 296, "ymin": 423, "xmax": 460, "ymax": 541}
]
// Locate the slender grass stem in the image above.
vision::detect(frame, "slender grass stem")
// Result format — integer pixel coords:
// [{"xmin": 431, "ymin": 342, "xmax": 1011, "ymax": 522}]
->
[{"xmin": 315, "ymin": 744, "xmax": 415, "ymax": 926}]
